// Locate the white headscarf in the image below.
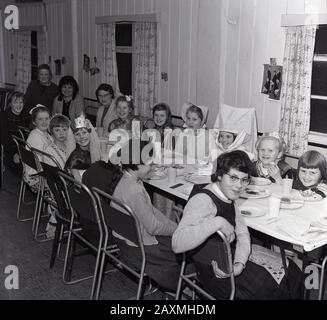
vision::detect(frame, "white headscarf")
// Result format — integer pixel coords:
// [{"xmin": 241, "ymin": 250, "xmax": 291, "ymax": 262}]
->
[{"xmin": 180, "ymin": 102, "xmax": 209, "ymax": 128}]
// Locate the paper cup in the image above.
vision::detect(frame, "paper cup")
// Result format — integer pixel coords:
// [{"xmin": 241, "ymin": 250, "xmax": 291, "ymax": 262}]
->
[
  {"xmin": 282, "ymin": 178, "xmax": 293, "ymax": 195},
  {"xmin": 268, "ymin": 197, "xmax": 281, "ymax": 218},
  {"xmin": 167, "ymin": 167, "xmax": 177, "ymax": 183}
]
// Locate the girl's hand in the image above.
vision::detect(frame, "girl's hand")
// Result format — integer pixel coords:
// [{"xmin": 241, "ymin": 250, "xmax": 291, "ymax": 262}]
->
[
  {"xmin": 268, "ymin": 163, "xmax": 282, "ymax": 183},
  {"xmin": 13, "ymin": 153, "xmax": 20, "ymax": 164},
  {"xmin": 216, "ymin": 217, "xmax": 235, "ymax": 243},
  {"xmin": 211, "ymin": 260, "xmax": 230, "ymax": 279},
  {"xmin": 233, "ymin": 262, "xmax": 245, "ymax": 277}
]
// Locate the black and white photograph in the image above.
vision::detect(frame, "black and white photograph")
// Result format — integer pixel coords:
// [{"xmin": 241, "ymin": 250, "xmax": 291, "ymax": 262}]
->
[{"xmin": 1, "ymin": 0, "xmax": 327, "ymax": 309}]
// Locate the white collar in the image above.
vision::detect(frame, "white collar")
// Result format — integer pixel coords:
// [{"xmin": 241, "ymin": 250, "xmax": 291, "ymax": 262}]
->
[{"xmin": 211, "ymin": 183, "xmax": 232, "ymax": 203}]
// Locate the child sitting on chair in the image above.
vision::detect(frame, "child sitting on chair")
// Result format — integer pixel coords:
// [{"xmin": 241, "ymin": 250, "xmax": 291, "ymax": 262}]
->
[
  {"xmin": 293, "ymin": 150, "xmax": 327, "ymax": 199},
  {"xmin": 251, "ymin": 133, "xmax": 294, "ymax": 184}
]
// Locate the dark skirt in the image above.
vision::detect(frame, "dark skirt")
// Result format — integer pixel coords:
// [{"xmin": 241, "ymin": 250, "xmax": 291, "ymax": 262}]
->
[
  {"xmin": 114, "ymin": 235, "xmax": 182, "ymax": 292},
  {"xmin": 196, "ymin": 259, "xmax": 302, "ymax": 300}
]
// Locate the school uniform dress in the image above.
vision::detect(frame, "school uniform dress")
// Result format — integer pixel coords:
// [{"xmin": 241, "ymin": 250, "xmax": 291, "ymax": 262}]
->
[
  {"xmin": 172, "ymin": 183, "xmax": 302, "ymax": 299},
  {"xmin": 111, "ymin": 172, "xmax": 181, "ymax": 292}
]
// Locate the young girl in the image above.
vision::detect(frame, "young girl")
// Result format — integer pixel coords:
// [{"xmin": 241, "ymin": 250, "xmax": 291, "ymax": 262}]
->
[
  {"xmin": 172, "ymin": 150, "xmax": 302, "ymax": 299},
  {"xmin": 3, "ymin": 91, "xmax": 29, "ymax": 172},
  {"xmin": 293, "ymin": 150, "xmax": 327, "ymax": 198},
  {"xmin": 217, "ymin": 130, "xmax": 255, "ymax": 161},
  {"xmin": 174, "ymin": 102, "xmax": 218, "ymax": 164},
  {"xmin": 108, "ymin": 95, "xmax": 139, "ymax": 133},
  {"xmin": 44, "ymin": 114, "xmax": 74, "ymax": 169},
  {"xmin": 65, "ymin": 114, "xmax": 100, "ymax": 182},
  {"xmin": 25, "ymin": 105, "xmax": 53, "ymax": 187},
  {"xmin": 109, "ymin": 145, "xmax": 180, "ymax": 292},
  {"xmin": 251, "ymin": 133, "xmax": 294, "ymax": 184}
]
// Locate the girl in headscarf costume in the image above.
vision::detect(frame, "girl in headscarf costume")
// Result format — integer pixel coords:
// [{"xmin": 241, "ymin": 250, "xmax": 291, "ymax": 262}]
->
[
  {"xmin": 213, "ymin": 104, "xmax": 257, "ymax": 160},
  {"xmin": 65, "ymin": 114, "xmax": 101, "ymax": 182},
  {"xmin": 174, "ymin": 102, "xmax": 218, "ymax": 165}
]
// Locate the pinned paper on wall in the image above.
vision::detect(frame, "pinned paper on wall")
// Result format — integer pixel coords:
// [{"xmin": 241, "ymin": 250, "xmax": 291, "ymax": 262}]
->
[
  {"xmin": 83, "ymin": 54, "xmax": 90, "ymax": 72},
  {"xmin": 261, "ymin": 63, "xmax": 283, "ymax": 101}
]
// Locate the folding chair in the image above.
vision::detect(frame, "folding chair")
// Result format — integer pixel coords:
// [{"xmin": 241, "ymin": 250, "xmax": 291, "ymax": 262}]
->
[
  {"xmin": 31, "ymin": 148, "xmax": 62, "ymax": 242},
  {"xmin": 175, "ymin": 230, "xmax": 235, "ymax": 300},
  {"xmin": 12, "ymin": 135, "xmax": 43, "ymax": 223},
  {"xmin": 92, "ymin": 187, "xmax": 153, "ymax": 300},
  {"xmin": 17, "ymin": 126, "xmax": 30, "ymax": 141},
  {"xmin": 58, "ymin": 171, "xmax": 108, "ymax": 300}
]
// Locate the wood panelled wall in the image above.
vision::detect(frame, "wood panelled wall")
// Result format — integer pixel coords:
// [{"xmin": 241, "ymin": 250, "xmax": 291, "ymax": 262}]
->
[
  {"xmin": 75, "ymin": 0, "xmax": 200, "ymax": 120},
  {"xmin": 2, "ymin": 0, "xmax": 327, "ymax": 130}
]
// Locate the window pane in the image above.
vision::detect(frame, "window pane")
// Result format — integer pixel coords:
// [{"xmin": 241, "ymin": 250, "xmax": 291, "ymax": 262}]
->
[
  {"xmin": 31, "ymin": 67, "xmax": 38, "ymax": 80},
  {"xmin": 31, "ymin": 31, "xmax": 37, "ymax": 47},
  {"xmin": 314, "ymin": 25, "xmax": 327, "ymax": 54},
  {"xmin": 116, "ymin": 52, "xmax": 132, "ymax": 95},
  {"xmin": 310, "ymin": 99, "xmax": 327, "ymax": 133},
  {"xmin": 31, "ymin": 48, "xmax": 38, "ymax": 66},
  {"xmin": 115, "ymin": 24, "xmax": 132, "ymax": 47},
  {"xmin": 311, "ymin": 61, "xmax": 327, "ymax": 96}
]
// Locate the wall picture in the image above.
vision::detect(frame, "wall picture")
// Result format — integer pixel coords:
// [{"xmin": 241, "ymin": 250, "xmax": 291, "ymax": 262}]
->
[{"xmin": 261, "ymin": 64, "xmax": 283, "ymax": 100}]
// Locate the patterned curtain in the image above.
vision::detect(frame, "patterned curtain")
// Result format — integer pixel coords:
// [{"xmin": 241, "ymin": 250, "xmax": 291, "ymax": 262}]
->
[
  {"xmin": 279, "ymin": 26, "xmax": 317, "ymax": 157},
  {"xmin": 101, "ymin": 23, "xmax": 120, "ymax": 95},
  {"xmin": 16, "ymin": 31, "xmax": 31, "ymax": 93},
  {"xmin": 0, "ymin": 10, "xmax": 5, "ymax": 87},
  {"xmin": 134, "ymin": 22, "xmax": 158, "ymax": 117},
  {"xmin": 37, "ymin": 30, "xmax": 48, "ymax": 65}
]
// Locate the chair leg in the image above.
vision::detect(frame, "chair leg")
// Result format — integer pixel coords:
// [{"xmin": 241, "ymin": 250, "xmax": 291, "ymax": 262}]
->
[
  {"xmin": 49, "ymin": 223, "xmax": 61, "ymax": 268},
  {"xmin": 319, "ymin": 257, "xmax": 327, "ymax": 300},
  {"xmin": 95, "ymin": 250, "xmax": 107, "ymax": 300},
  {"xmin": 175, "ymin": 260, "xmax": 186, "ymax": 300},
  {"xmin": 63, "ymin": 232, "xmax": 76, "ymax": 283},
  {"xmin": 16, "ymin": 180, "xmax": 34, "ymax": 222}
]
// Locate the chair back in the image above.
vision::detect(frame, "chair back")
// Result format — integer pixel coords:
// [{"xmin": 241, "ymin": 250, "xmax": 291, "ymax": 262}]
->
[
  {"xmin": 32, "ymin": 148, "xmax": 63, "ymax": 170},
  {"xmin": 92, "ymin": 187, "xmax": 143, "ymax": 250},
  {"xmin": 39, "ymin": 162, "xmax": 71, "ymax": 223},
  {"xmin": 17, "ymin": 126, "xmax": 30, "ymax": 141},
  {"xmin": 12, "ymin": 135, "xmax": 40, "ymax": 172},
  {"xmin": 59, "ymin": 171, "xmax": 104, "ymax": 246}
]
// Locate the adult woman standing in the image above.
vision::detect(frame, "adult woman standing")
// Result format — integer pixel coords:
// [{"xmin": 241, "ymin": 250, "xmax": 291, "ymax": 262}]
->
[
  {"xmin": 52, "ymin": 76, "xmax": 85, "ymax": 120},
  {"xmin": 24, "ymin": 64, "xmax": 58, "ymax": 114},
  {"xmin": 95, "ymin": 83, "xmax": 117, "ymax": 134}
]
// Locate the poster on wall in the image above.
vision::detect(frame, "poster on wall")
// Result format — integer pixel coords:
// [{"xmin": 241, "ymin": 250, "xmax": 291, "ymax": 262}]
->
[{"xmin": 261, "ymin": 64, "xmax": 283, "ymax": 100}]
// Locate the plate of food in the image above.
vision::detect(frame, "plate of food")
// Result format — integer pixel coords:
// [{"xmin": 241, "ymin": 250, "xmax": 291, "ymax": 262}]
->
[
  {"xmin": 250, "ymin": 177, "xmax": 272, "ymax": 186},
  {"xmin": 280, "ymin": 196, "xmax": 305, "ymax": 209},
  {"xmin": 300, "ymin": 189, "xmax": 323, "ymax": 202},
  {"xmin": 183, "ymin": 173, "xmax": 211, "ymax": 185},
  {"xmin": 241, "ymin": 186, "xmax": 271, "ymax": 199},
  {"xmin": 240, "ymin": 206, "xmax": 266, "ymax": 218}
]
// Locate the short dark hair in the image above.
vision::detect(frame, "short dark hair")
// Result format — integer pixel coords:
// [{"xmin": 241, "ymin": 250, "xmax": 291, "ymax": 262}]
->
[
  {"xmin": 211, "ymin": 150, "xmax": 253, "ymax": 182},
  {"xmin": 298, "ymin": 150, "xmax": 327, "ymax": 181},
  {"xmin": 58, "ymin": 76, "xmax": 79, "ymax": 100},
  {"xmin": 95, "ymin": 83, "xmax": 115, "ymax": 103},
  {"xmin": 152, "ymin": 102, "xmax": 172, "ymax": 125},
  {"xmin": 6, "ymin": 91, "xmax": 24, "ymax": 109}
]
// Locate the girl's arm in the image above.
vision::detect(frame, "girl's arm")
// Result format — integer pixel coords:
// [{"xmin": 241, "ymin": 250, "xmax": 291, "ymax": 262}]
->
[{"xmin": 70, "ymin": 169, "xmax": 82, "ymax": 182}]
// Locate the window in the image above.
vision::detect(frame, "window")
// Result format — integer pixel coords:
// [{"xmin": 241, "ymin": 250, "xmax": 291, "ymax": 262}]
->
[
  {"xmin": 310, "ymin": 25, "xmax": 327, "ymax": 138},
  {"xmin": 31, "ymin": 31, "xmax": 38, "ymax": 80},
  {"xmin": 115, "ymin": 23, "xmax": 133, "ymax": 95}
]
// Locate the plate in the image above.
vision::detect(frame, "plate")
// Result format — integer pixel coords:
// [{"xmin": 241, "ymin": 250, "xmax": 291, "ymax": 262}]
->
[
  {"xmin": 147, "ymin": 174, "xmax": 166, "ymax": 180},
  {"xmin": 241, "ymin": 186, "xmax": 271, "ymax": 199},
  {"xmin": 240, "ymin": 206, "xmax": 266, "ymax": 218},
  {"xmin": 280, "ymin": 201, "xmax": 304, "ymax": 210},
  {"xmin": 299, "ymin": 189, "xmax": 323, "ymax": 202},
  {"xmin": 250, "ymin": 177, "xmax": 272, "ymax": 186},
  {"xmin": 184, "ymin": 174, "xmax": 211, "ymax": 185}
]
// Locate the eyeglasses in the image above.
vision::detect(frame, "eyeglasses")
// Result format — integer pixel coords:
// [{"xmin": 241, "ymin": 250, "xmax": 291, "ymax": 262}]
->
[
  {"xmin": 98, "ymin": 93, "xmax": 111, "ymax": 98},
  {"xmin": 226, "ymin": 173, "xmax": 250, "ymax": 185}
]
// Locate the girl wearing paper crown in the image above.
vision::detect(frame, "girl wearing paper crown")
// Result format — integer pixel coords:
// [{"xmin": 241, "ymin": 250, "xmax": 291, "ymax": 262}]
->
[
  {"xmin": 65, "ymin": 113, "xmax": 101, "ymax": 182},
  {"xmin": 174, "ymin": 102, "xmax": 218, "ymax": 165}
]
